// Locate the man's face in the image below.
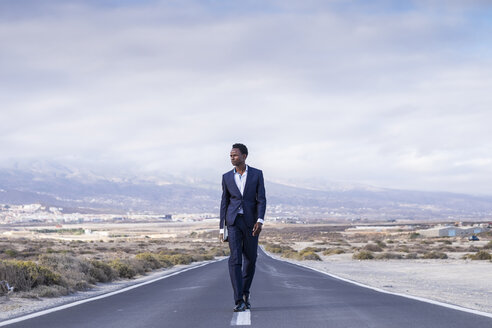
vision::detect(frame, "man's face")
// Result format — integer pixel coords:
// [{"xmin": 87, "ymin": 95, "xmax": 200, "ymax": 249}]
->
[{"xmin": 230, "ymin": 148, "xmax": 247, "ymax": 166}]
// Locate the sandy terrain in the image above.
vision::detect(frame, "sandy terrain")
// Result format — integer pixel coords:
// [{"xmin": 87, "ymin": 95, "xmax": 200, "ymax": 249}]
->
[{"xmin": 264, "ymin": 250, "xmax": 492, "ymax": 314}]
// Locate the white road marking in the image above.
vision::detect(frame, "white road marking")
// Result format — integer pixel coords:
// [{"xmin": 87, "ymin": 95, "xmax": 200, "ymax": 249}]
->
[
  {"xmin": 0, "ymin": 259, "xmax": 225, "ymax": 327},
  {"xmin": 260, "ymin": 246, "xmax": 492, "ymax": 319},
  {"xmin": 230, "ymin": 310, "xmax": 251, "ymax": 326}
]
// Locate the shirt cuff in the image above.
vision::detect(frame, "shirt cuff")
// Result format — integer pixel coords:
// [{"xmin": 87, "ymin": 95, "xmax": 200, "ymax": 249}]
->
[
  {"xmin": 220, "ymin": 228, "xmax": 224, "ymax": 234},
  {"xmin": 257, "ymin": 218, "xmax": 264, "ymax": 224}
]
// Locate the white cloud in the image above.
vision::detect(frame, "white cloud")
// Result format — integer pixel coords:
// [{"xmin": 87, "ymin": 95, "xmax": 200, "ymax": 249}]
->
[{"xmin": 1, "ymin": 0, "xmax": 492, "ymax": 194}]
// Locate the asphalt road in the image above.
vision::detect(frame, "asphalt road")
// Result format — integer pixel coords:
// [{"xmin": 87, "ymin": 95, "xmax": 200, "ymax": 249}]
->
[{"xmin": 3, "ymin": 249, "xmax": 492, "ymax": 328}]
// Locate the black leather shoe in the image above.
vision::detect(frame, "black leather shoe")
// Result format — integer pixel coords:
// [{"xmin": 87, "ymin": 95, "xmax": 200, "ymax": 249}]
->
[
  {"xmin": 243, "ymin": 295, "xmax": 251, "ymax": 309},
  {"xmin": 233, "ymin": 301, "xmax": 247, "ymax": 312}
]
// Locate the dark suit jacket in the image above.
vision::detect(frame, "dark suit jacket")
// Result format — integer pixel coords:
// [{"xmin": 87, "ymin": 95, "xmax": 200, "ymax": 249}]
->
[{"xmin": 220, "ymin": 166, "xmax": 266, "ymax": 229}]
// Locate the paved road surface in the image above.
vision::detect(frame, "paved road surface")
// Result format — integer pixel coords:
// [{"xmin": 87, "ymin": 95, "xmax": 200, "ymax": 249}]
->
[{"xmin": 3, "ymin": 249, "xmax": 492, "ymax": 327}]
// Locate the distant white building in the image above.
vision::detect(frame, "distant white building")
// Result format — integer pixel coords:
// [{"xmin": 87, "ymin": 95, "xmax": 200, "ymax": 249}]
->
[{"xmin": 418, "ymin": 225, "xmax": 489, "ymax": 237}]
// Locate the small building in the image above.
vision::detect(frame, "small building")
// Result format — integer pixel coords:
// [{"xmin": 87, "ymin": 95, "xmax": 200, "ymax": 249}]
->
[{"xmin": 418, "ymin": 225, "xmax": 489, "ymax": 237}]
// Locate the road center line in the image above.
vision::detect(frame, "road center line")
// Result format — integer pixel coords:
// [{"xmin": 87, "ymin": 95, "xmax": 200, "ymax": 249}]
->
[{"xmin": 230, "ymin": 310, "xmax": 251, "ymax": 326}]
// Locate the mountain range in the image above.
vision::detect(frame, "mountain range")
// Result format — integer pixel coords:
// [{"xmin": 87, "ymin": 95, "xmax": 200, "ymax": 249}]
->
[{"xmin": 1, "ymin": 161, "xmax": 491, "ymax": 221}]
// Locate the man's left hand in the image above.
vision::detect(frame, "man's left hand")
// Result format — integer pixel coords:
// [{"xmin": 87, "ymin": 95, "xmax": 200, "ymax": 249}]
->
[{"xmin": 252, "ymin": 222, "xmax": 262, "ymax": 236}]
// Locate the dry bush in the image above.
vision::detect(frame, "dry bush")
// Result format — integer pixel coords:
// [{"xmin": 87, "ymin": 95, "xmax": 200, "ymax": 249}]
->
[
  {"xmin": 208, "ymin": 247, "xmax": 230, "ymax": 257},
  {"xmin": 0, "ymin": 260, "xmax": 61, "ymax": 292},
  {"xmin": 4, "ymin": 249, "xmax": 19, "ymax": 258},
  {"xmin": 405, "ymin": 253, "xmax": 419, "ymax": 259},
  {"xmin": 300, "ymin": 251, "xmax": 321, "ymax": 261},
  {"xmin": 395, "ymin": 246, "xmax": 410, "ymax": 253},
  {"xmin": 38, "ymin": 254, "xmax": 92, "ymax": 291},
  {"xmin": 375, "ymin": 253, "xmax": 403, "ymax": 260},
  {"xmin": 135, "ymin": 253, "xmax": 162, "ymax": 270},
  {"xmin": 299, "ymin": 247, "xmax": 325, "ymax": 254},
  {"xmin": 353, "ymin": 251, "xmax": 374, "ymax": 260},
  {"xmin": 281, "ymin": 250, "xmax": 301, "ymax": 260},
  {"xmin": 322, "ymin": 248, "xmax": 345, "ymax": 256},
  {"xmin": 410, "ymin": 245, "xmax": 429, "ymax": 254},
  {"xmin": 375, "ymin": 240, "xmax": 387, "ymax": 248},
  {"xmin": 169, "ymin": 254, "xmax": 194, "ymax": 265},
  {"xmin": 89, "ymin": 260, "xmax": 117, "ymax": 283},
  {"xmin": 363, "ymin": 243, "xmax": 383, "ymax": 252},
  {"xmin": 435, "ymin": 245, "xmax": 456, "ymax": 252},
  {"xmin": 263, "ymin": 243, "xmax": 295, "ymax": 254},
  {"xmin": 467, "ymin": 251, "xmax": 491, "ymax": 260},
  {"xmin": 109, "ymin": 259, "xmax": 141, "ymax": 279},
  {"xmin": 422, "ymin": 252, "xmax": 448, "ymax": 259}
]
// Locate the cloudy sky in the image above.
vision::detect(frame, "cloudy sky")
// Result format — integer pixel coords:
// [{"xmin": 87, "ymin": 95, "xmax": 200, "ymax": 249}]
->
[{"xmin": 1, "ymin": 0, "xmax": 492, "ymax": 195}]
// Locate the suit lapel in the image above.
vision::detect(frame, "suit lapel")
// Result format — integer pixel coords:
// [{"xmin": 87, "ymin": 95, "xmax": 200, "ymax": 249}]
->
[
  {"xmin": 243, "ymin": 167, "xmax": 254, "ymax": 196},
  {"xmin": 227, "ymin": 170, "xmax": 242, "ymax": 196}
]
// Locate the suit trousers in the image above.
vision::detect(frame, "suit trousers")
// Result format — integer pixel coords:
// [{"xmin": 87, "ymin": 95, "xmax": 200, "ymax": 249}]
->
[{"xmin": 227, "ymin": 214, "xmax": 259, "ymax": 304}]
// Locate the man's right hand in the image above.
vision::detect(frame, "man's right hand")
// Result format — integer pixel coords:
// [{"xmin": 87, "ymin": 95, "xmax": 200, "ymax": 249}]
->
[{"xmin": 219, "ymin": 233, "xmax": 224, "ymax": 243}]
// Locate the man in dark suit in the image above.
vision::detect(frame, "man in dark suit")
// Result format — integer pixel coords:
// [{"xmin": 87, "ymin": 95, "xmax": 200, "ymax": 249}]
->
[{"xmin": 220, "ymin": 143, "xmax": 266, "ymax": 312}]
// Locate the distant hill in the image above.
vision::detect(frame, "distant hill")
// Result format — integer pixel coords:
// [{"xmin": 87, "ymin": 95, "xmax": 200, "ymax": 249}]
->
[{"xmin": 1, "ymin": 163, "xmax": 491, "ymax": 221}]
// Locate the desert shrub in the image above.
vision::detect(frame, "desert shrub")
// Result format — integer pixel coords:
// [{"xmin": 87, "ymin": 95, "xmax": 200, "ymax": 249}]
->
[
  {"xmin": 422, "ymin": 252, "xmax": 448, "ymax": 259},
  {"xmin": 110, "ymin": 260, "xmax": 137, "ymax": 279},
  {"xmin": 88, "ymin": 260, "xmax": 117, "ymax": 283},
  {"xmin": 169, "ymin": 254, "xmax": 194, "ymax": 265},
  {"xmin": 395, "ymin": 246, "xmax": 410, "ymax": 253},
  {"xmin": 299, "ymin": 247, "xmax": 325, "ymax": 255},
  {"xmin": 263, "ymin": 243, "xmax": 299, "ymax": 260},
  {"xmin": 135, "ymin": 252, "xmax": 162, "ymax": 270},
  {"xmin": 467, "ymin": 246, "xmax": 480, "ymax": 252},
  {"xmin": 38, "ymin": 254, "xmax": 92, "ymax": 290},
  {"xmin": 376, "ymin": 253, "xmax": 403, "ymax": 260},
  {"xmin": 0, "ymin": 260, "xmax": 61, "ymax": 292},
  {"xmin": 158, "ymin": 253, "xmax": 194, "ymax": 266},
  {"xmin": 281, "ymin": 250, "xmax": 301, "ymax": 260},
  {"xmin": 264, "ymin": 243, "xmax": 296, "ymax": 254},
  {"xmin": 436, "ymin": 246, "xmax": 455, "ymax": 252},
  {"xmin": 439, "ymin": 239, "xmax": 453, "ymax": 245},
  {"xmin": 376, "ymin": 241, "xmax": 387, "ymax": 248},
  {"xmin": 353, "ymin": 251, "xmax": 374, "ymax": 260},
  {"xmin": 208, "ymin": 247, "xmax": 230, "ymax": 257},
  {"xmin": 191, "ymin": 254, "xmax": 214, "ymax": 262},
  {"xmin": 322, "ymin": 248, "xmax": 345, "ymax": 256},
  {"xmin": 263, "ymin": 243, "xmax": 283, "ymax": 253},
  {"xmin": 363, "ymin": 244, "xmax": 383, "ymax": 252},
  {"xmin": 4, "ymin": 249, "xmax": 19, "ymax": 258},
  {"xmin": 409, "ymin": 232, "xmax": 420, "ymax": 239},
  {"xmin": 300, "ymin": 251, "xmax": 321, "ymax": 261},
  {"xmin": 405, "ymin": 253, "xmax": 419, "ymax": 259},
  {"xmin": 470, "ymin": 251, "xmax": 491, "ymax": 260},
  {"xmin": 386, "ymin": 240, "xmax": 395, "ymax": 244}
]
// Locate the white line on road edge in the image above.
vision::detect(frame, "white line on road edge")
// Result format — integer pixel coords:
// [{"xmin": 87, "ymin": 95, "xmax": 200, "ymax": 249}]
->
[
  {"xmin": 230, "ymin": 310, "xmax": 251, "ymax": 326},
  {"xmin": 0, "ymin": 258, "xmax": 226, "ymax": 327},
  {"xmin": 260, "ymin": 246, "xmax": 492, "ymax": 319}
]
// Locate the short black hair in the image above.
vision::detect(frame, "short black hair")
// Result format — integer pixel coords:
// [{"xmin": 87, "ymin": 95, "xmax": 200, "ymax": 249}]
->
[{"xmin": 232, "ymin": 143, "xmax": 248, "ymax": 155}]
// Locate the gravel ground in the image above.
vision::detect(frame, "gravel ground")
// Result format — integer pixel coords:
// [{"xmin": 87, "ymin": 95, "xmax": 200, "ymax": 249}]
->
[{"xmin": 266, "ymin": 251, "xmax": 492, "ymax": 314}]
